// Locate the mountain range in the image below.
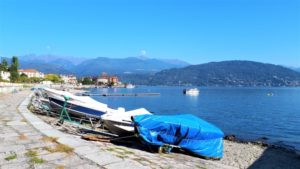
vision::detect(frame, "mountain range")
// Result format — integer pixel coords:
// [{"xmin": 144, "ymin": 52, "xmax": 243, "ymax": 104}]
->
[
  {"xmin": 2, "ymin": 55, "xmax": 300, "ymax": 86},
  {"xmin": 146, "ymin": 61, "xmax": 300, "ymax": 87},
  {"xmin": 292, "ymin": 67, "xmax": 300, "ymax": 73},
  {"xmin": 16, "ymin": 54, "xmax": 189, "ymax": 76}
]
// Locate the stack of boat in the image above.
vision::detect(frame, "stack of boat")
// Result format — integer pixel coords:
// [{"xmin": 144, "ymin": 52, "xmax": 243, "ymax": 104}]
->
[
  {"xmin": 38, "ymin": 87, "xmax": 224, "ymax": 159},
  {"xmin": 42, "ymin": 88, "xmax": 152, "ymax": 135}
]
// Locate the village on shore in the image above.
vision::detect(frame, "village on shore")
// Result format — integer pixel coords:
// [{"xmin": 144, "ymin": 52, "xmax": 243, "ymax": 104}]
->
[{"xmin": 0, "ymin": 56, "xmax": 132, "ymax": 88}]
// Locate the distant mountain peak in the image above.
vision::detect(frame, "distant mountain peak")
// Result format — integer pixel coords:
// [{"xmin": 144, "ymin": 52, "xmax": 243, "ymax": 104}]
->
[
  {"xmin": 20, "ymin": 54, "xmax": 85, "ymax": 65},
  {"xmin": 136, "ymin": 55, "xmax": 149, "ymax": 60}
]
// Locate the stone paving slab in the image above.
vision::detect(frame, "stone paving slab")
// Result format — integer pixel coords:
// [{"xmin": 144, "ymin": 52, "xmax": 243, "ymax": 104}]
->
[
  {"xmin": 83, "ymin": 151, "xmax": 123, "ymax": 166},
  {"xmin": 104, "ymin": 159, "xmax": 151, "ymax": 169}
]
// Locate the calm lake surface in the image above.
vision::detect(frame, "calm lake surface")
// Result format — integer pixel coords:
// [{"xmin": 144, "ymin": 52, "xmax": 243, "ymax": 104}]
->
[{"xmin": 88, "ymin": 86, "xmax": 300, "ymax": 151}]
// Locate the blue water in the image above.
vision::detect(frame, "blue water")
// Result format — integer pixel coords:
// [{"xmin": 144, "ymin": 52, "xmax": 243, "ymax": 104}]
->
[{"xmin": 88, "ymin": 86, "xmax": 300, "ymax": 150}]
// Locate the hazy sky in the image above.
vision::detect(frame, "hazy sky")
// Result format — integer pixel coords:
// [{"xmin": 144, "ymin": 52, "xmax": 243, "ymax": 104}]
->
[{"xmin": 0, "ymin": 0, "xmax": 299, "ymax": 66}]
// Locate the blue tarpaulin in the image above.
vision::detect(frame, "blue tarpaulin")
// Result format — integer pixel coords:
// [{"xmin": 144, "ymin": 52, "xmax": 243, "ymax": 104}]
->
[{"xmin": 133, "ymin": 114, "xmax": 224, "ymax": 159}]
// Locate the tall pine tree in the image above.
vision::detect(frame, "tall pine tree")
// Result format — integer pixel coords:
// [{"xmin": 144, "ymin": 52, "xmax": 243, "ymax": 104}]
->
[{"xmin": 10, "ymin": 56, "xmax": 19, "ymax": 82}]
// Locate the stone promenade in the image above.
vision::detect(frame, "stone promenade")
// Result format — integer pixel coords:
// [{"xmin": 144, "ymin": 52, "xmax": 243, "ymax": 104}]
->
[{"xmin": 0, "ymin": 91, "xmax": 101, "ymax": 169}]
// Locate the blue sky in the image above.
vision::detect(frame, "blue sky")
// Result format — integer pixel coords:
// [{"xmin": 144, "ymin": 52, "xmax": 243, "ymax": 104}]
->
[{"xmin": 0, "ymin": 0, "xmax": 299, "ymax": 66}]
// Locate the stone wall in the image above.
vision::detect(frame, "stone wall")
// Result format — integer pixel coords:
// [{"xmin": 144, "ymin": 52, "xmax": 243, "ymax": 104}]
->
[{"xmin": 0, "ymin": 82, "xmax": 24, "ymax": 94}]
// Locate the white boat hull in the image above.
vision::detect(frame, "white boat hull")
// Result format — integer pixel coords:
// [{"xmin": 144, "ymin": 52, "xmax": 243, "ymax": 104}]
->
[{"xmin": 101, "ymin": 108, "xmax": 152, "ymax": 135}]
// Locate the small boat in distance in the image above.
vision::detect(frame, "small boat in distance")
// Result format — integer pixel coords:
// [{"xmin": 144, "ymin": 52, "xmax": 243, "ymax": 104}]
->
[
  {"xmin": 183, "ymin": 88, "xmax": 200, "ymax": 95},
  {"xmin": 125, "ymin": 83, "xmax": 135, "ymax": 89}
]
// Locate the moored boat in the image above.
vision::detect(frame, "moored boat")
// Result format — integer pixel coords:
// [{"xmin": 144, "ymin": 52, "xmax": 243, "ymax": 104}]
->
[
  {"xmin": 125, "ymin": 83, "xmax": 135, "ymax": 89},
  {"xmin": 183, "ymin": 88, "xmax": 200, "ymax": 95}
]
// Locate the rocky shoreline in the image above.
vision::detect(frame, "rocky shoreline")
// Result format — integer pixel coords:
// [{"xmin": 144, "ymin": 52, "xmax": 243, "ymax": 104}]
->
[
  {"xmin": 224, "ymin": 134, "xmax": 300, "ymax": 156},
  {"xmin": 34, "ymin": 113, "xmax": 300, "ymax": 169}
]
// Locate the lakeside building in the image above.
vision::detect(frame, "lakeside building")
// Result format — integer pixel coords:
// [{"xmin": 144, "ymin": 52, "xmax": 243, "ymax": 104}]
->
[
  {"xmin": 109, "ymin": 76, "xmax": 119, "ymax": 85},
  {"xmin": 96, "ymin": 72, "xmax": 121, "ymax": 86},
  {"xmin": 0, "ymin": 71, "xmax": 10, "ymax": 81},
  {"xmin": 18, "ymin": 69, "xmax": 44, "ymax": 78},
  {"xmin": 60, "ymin": 75, "xmax": 77, "ymax": 84},
  {"xmin": 97, "ymin": 72, "xmax": 109, "ymax": 85}
]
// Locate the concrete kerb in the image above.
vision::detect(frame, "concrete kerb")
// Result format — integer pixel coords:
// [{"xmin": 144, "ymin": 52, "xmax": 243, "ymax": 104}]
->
[{"xmin": 17, "ymin": 93, "xmax": 124, "ymax": 167}]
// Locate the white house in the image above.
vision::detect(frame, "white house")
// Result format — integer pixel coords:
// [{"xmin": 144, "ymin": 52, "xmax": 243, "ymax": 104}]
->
[
  {"xmin": 0, "ymin": 71, "xmax": 10, "ymax": 81},
  {"xmin": 97, "ymin": 72, "xmax": 109, "ymax": 85},
  {"xmin": 60, "ymin": 75, "xmax": 77, "ymax": 84},
  {"xmin": 18, "ymin": 69, "xmax": 44, "ymax": 78}
]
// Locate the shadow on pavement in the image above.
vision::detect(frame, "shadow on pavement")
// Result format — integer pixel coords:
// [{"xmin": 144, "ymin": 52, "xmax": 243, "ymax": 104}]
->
[{"xmin": 248, "ymin": 147, "xmax": 300, "ymax": 169}]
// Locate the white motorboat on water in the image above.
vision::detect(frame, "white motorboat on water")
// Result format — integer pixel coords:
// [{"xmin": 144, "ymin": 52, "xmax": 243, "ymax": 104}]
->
[
  {"xmin": 101, "ymin": 108, "xmax": 152, "ymax": 135},
  {"xmin": 125, "ymin": 83, "xmax": 135, "ymax": 89},
  {"xmin": 183, "ymin": 88, "xmax": 200, "ymax": 95}
]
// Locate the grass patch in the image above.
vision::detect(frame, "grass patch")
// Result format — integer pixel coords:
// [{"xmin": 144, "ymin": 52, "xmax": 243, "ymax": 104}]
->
[
  {"xmin": 116, "ymin": 154, "xmax": 129, "ymax": 159},
  {"xmin": 114, "ymin": 147, "xmax": 126, "ymax": 151},
  {"xmin": 133, "ymin": 157, "xmax": 145, "ymax": 162},
  {"xmin": 114, "ymin": 147, "xmax": 135, "ymax": 155},
  {"xmin": 25, "ymin": 149, "xmax": 38, "ymax": 157},
  {"xmin": 106, "ymin": 147, "xmax": 115, "ymax": 152},
  {"xmin": 54, "ymin": 144, "xmax": 74, "ymax": 153},
  {"xmin": 42, "ymin": 146, "xmax": 52, "ymax": 152},
  {"xmin": 25, "ymin": 149, "xmax": 44, "ymax": 164},
  {"xmin": 132, "ymin": 157, "xmax": 154, "ymax": 165},
  {"xmin": 4, "ymin": 152, "xmax": 17, "ymax": 161},
  {"xmin": 41, "ymin": 136, "xmax": 57, "ymax": 143},
  {"xmin": 30, "ymin": 157, "xmax": 44, "ymax": 164},
  {"xmin": 19, "ymin": 133, "xmax": 28, "ymax": 140},
  {"xmin": 122, "ymin": 149, "xmax": 134, "ymax": 155},
  {"xmin": 43, "ymin": 144, "xmax": 73, "ymax": 154},
  {"xmin": 56, "ymin": 165, "xmax": 65, "ymax": 169}
]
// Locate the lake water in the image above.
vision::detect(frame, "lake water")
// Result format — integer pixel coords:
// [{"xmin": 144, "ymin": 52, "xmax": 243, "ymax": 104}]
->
[{"xmin": 88, "ymin": 86, "xmax": 300, "ymax": 151}]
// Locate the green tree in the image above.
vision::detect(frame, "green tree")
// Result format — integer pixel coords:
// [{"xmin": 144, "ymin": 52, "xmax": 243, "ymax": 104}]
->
[
  {"xmin": 0, "ymin": 59, "xmax": 9, "ymax": 71},
  {"xmin": 9, "ymin": 56, "xmax": 20, "ymax": 82},
  {"xmin": 45, "ymin": 74, "xmax": 62, "ymax": 83},
  {"xmin": 29, "ymin": 77, "xmax": 43, "ymax": 83},
  {"xmin": 81, "ymin": 77, "xmax": 94, "ymax": 85},
  {"xmin": 19, "ymin": 73, "xmax": 29, "ymax": 83}
]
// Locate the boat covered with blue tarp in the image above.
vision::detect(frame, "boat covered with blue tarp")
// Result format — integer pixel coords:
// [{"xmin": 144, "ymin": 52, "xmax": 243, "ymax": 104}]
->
[{"xmin": 133, "ymin": 114, "xmax": 224, "ymax": 159}]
